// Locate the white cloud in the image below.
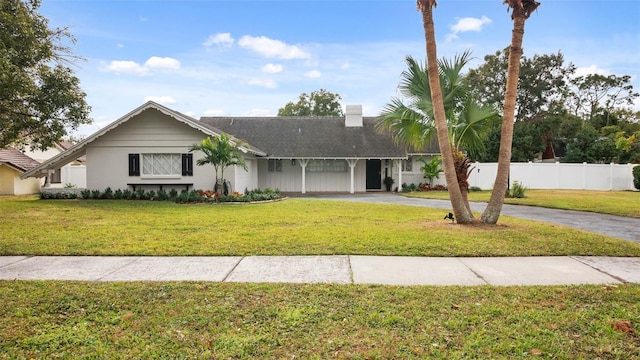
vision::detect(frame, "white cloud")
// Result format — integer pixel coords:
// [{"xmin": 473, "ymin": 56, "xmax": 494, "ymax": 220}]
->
[
  {"xmin": 203, "ymin": 109, "xmax": 226, "ymax": 116},
  {"xmin": 144, "ymin": 56, "xmax": 181, "ymax": 70},
  {"xmin": 144, "ymin": 95, "xmax": 176, "ymax": 104},
  {"xmin": 203, "ymin": 32, "xmax": 235, "ymax": 47},
  {"xmin": 450, "ymin": 16, "xmax": 492, "ymax": 34},
  {"xmin": 574, "ymin": 65, "xmax": 612, "ymax": 78},
  {"xmin": 103, "ymin": 56, "xmax": 181, "ymax": 76},
  {"xmin": 238, "ymin": 35, "xmax": 311, "ymax": 59},
  {"xmin": 103, "ymin": 60, "xmax": 149, "ymax": 75},
  {"xmin": 261, "ymin": 63, "xmax": 283, "ymax": 73},
  {"xmin": 246, "ymin": 78, "xmax": 277, "ymax": 88},
  {"xmin": 304, "ymin": 70, "xmax": 322, "ymax": 78},
  {"xmin": 116, "ymin": 43, "xmax": 124, "ymax": 49},
  {"xmin": 340, "ymin": 61, "xmax": 351, "ymax": 70}
]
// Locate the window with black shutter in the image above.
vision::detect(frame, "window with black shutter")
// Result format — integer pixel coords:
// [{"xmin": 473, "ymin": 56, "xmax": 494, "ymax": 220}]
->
[
  {"xmin": 128, "ymin": 154, "xmax": 140, "ymax": 176},
  {"xmin": 182, "ymin": 153, "xmax": 193, "ymax": 176}
]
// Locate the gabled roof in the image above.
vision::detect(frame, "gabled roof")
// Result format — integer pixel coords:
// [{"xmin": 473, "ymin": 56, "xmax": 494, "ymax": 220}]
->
[
  {"xmin": 21, "ymin": 101, "xmax": 266, "ymax": 179},
  {"xmin": 199, "ymin": 116, "xmax": 437, "ymax": 159},
  {"xmin": 0, "ymin": 149, "xmax": 41, "ymax": 173}
]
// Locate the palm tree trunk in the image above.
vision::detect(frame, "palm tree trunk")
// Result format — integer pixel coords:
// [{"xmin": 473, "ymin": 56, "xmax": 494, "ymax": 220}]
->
[
  {"xmin": 481, "ymin": 1, "xmax": 537, "ymax": 224},
  {"xmin": 419, "ymin": 1, "xmax": 474, "ymax": 224}
]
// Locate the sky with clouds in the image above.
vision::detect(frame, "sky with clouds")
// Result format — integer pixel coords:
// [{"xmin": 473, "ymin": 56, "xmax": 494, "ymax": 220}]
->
[{"xmin": 39, "ymin": 0, "xmax": 640, "ymax": 136}]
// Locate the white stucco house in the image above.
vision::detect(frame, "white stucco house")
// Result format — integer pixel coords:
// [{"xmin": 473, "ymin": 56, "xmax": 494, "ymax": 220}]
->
[{"xmin": 22, "ymin": 101, "xmax": 439, "ymax": 194}]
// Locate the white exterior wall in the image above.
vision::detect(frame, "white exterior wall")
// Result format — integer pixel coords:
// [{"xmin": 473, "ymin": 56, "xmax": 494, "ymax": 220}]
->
[
  {"xmin": 469, "ymin": 162, "xmax": 637, "ymax": 191},
  {"xmin": 258, "ymin": 159, "xmax": 367, "ymax": 192},
  {"xmin": 86, "ymin": 108, "xmax": 246, "ymax": 191},
  {"xmin": 233, "ymin": 157, "xmax": 257, "ymax": 193},
  {"xmin": 0, "ymin": 166, "xmax": 42, "ymax": 195}
]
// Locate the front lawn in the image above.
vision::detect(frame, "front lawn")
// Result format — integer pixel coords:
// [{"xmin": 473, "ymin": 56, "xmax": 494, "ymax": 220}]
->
[
  {"xmin": 1, "ymin": 196, "xmax": 639, "ymax": 256},
  {"xmin": 404, "ymin": 189, "xmax": 640, "ymax": 218},
  {"xmin": 1, "ymin": 281, "xmax": 638, "ymax": 359}
]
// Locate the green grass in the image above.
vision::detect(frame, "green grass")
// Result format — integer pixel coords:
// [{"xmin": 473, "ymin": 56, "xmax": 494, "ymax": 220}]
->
[
  {"xmin": 405, "ymin": 189, "xmax": 640, "ymax": 218},
  {"xmin": 1, "ymin": 281, "xmax": 639, "ymax": 359},
  {"xmin": 1, "ymin": 196, "xmax": 640, "ymax": 256}
]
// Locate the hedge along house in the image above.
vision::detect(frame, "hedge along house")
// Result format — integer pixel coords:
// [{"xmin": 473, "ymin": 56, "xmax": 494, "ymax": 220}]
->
[{"xmin": 22, "ymin": 102, "xmax": 440, "ymax": 193}]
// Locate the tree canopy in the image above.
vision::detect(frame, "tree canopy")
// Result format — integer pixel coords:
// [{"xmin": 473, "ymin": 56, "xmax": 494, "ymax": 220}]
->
[
  {"xmin": 277, "ymin": 89, "xmax": 344, "ymax": 116},
  {"xmin": 0, "ymin": 0, "xmax": 91, "ymax": 151}
]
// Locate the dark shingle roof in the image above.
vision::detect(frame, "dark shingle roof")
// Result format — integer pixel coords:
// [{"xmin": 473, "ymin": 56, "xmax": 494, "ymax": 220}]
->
[
  {"xmin": 199, "ymin": 116, "xmax": 433, "ymax": 158},
  {"xmin": 0, "ymin": 149, "xmax": 41, "ymax": 172}
]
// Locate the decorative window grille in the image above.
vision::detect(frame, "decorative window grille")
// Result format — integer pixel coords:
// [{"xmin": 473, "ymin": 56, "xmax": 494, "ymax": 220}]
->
[
  {"xmin": 267, "ymin": 159, "xmax": 283, "ymax": 172},
  {"xmin": 142, "ymin": 154, "xmax": 182, "ymax": 176},
  {"xmin": 324, "ymin": 159, "xmax": 348, "ymax": 172}
]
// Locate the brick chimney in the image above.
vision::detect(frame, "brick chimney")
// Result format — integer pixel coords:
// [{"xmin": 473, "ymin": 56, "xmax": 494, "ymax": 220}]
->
[{"xmin": 345, "ymin": 105, "xmax": 363, "ymax": 127}]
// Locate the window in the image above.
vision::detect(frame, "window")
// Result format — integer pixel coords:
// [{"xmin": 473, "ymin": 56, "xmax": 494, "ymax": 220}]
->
[
  {"xmin": 129, "ymin": 153, "xmax": 192, "ymax": 177},
  {"xmin": 267, "ymin": 159, "xmax": 282, "ymax": 172},
  {"xmin": 49, "ymin": 168, "xmax": 61, "ymax": 184},
  {"xmin": 324, "ymin": 159, "xmax": 347, "ymax": 172},
  {"xmin": 402, "ymin": 157, "xmax": 413, "ymax": 172},
  {"xmin": 142, "ymin": 154, "xmax": 182, "ymax": 176},
  {"xmin": 307, "ymin": 159, "xmax": 324, "ymax": 172}
]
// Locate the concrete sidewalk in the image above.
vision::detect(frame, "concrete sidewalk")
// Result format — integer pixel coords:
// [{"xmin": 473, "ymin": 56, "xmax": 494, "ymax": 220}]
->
[{"xmin": 2, "ymin": 256, "xmax": 639, "ymax": 286}]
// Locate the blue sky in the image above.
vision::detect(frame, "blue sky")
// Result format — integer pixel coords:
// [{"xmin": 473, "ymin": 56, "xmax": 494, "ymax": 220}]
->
[{"xmin": 40, "ymin": 0, "xmax": 640, "ymax": 136}]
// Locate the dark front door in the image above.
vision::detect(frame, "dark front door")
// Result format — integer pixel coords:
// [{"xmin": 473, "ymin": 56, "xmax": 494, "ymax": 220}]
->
[{"xmin": 366, "ymin": 159, "xmax": 382, "ymax": 190}]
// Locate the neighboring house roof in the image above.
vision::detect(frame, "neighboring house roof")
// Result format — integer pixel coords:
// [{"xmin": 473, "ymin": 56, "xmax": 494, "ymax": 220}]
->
[
  {"xmin": 21, "ymin": 101, "xmax": 266, "ymax": 179},
  {"xmin": 0, "ymin": 149, "xmax": 41, "ymax": 173},
  {"xmin": 58, "ymin": 141, "xmax": 86, "ymax": 163},
  {"xmin": 200, "ymin": 116, "xmax": 439, "ymax": 158}
]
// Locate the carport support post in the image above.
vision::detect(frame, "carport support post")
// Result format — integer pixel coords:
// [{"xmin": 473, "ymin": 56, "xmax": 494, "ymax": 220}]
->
[
  {"xmin": 397, "ymin": 159, "xmax": 402, "ymax": 192},
  {"xmin": 347, "ymin": 159, "xmax": 358, "ymax": 194},
  {"xmin": 299, "ymin": 159, "xmax": 309, "ymax": 194}
]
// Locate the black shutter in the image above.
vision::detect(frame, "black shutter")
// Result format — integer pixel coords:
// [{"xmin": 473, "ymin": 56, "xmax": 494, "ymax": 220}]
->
[
  {"xmin": 128, "ymin": 154, "xmax": 140, "ymax": 176},
  {"xmin": 182, "ymin": 153, "xmax": 193, "ymax": 176}
]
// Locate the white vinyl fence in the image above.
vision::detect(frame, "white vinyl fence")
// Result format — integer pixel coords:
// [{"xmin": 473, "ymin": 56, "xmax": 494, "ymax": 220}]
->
[{"xmin": 467, "ymin": 162, "xmax": 637, "ymax": 191}]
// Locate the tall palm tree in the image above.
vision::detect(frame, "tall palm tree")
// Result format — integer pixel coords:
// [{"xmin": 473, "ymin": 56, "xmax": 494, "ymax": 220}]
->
[
  {"xmin": 378, "ymin": 54, "xmax": 497, "ymax": 217},
  {"xmin": 481, "ymin": 0, "xmax": 540, "ymax": 224},
  {"xmin": 416, "ymin": 0, "xmax": 474, "ymax": 223},
  {"xmin": 188, "ymin": 134, "xmax": 247, "ymax": 193}
]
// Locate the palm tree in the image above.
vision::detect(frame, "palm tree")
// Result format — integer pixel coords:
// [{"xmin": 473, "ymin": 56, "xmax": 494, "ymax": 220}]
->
[
  {"xmin": 418, "ymin": 156, "xmax": 443, "ymax": 186},
  {"xmin": 415, "ymin": 0, "xmax": 475, "ymax": 223},
  {"xmin": 481, "ymin": 0, "xmax": 540, "ymax": 224},
  {"xmin": 188, "ymin": 134, "xmax": 247, "ymax": 193},
  {"xmin": 377, "ymin": 54, "xmax": 497, "ymax": 217}
]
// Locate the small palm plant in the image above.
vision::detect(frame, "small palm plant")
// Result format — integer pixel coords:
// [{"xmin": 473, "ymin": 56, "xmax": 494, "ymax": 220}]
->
[
  {"xmin": 189, "ymin": 134, "xmax": 248, "ymax": 193},
  {"xmin": 418, "ymin": 156, "xmax": 444, "ymax": 186}
]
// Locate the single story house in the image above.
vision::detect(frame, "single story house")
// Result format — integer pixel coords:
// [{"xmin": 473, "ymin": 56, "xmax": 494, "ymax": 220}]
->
[
  {"xmin": 0, "ymin": 149, "xmax": 43, "ymax": 195},
  {"xmin": 22, "ymin": 101, "xmax": 440, "ymax": 193}
]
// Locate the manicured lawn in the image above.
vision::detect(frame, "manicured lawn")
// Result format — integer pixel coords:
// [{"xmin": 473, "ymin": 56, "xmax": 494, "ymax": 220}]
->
[
  {"xmin": 1, "ymin": 196, "xmax": 640, "ymax": 256},
  {"xmin": 405, "ymin": 189, "xmax": 640, "ymax": 218},
  {"xmin": 1, "ymin": 281, "xmax": 638, "ymax": 359}
]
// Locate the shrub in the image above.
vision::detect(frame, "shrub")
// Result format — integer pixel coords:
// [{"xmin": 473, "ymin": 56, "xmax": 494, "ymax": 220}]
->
[
  {"xmin": 157, "ymin": 189, "xmax": 169, "ymax": 201},
  {"xmin": 80, "ymin": 189, "xmax": 91, "ymax": 199},
  {"xmin": 134, "ymin": 188, "xmax": 145, "ymax": 200},
  {"xmin": 102, "ymin": 187, "xmax": 113, "ymax": 199},
  {"xmin": 508, "ymin": 181, "xmax": 527, "ymax": 198},
  {"xmin": 469, "ymin": 186, "xmax": 482, "ymax": 192},
  {"xmin": 633, "ymin": 165, "xmax": 640, "ymax": 190},
  {"xmin": 91, "ymin": 190, "xmax": 101, "ymax": 199},
  {"xmin": 122, "ymin": 189, "xmax": 133, "ymax": 200}
]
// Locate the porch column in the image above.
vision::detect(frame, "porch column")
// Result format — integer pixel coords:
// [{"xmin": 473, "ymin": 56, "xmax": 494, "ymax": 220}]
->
[
  {"xmin": 397, "ymin": 160, "xmax": 402, "ymax": 191},
  {"xmin": 298, "ymin": 159, "xmax": 309, "ymax": 194},
  {"xmin": 346, "ymin": 159, "xmax": 359, "ymax": 194}
]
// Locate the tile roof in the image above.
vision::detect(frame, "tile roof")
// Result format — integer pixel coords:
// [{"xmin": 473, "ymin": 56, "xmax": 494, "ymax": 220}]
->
[
  {"xmin": 0, "ymin": 149, "xmax": 42, "ymax": 172},
  {"xmin": 199, "ymin": 116, "xmax": 438, "ymax": 158}
]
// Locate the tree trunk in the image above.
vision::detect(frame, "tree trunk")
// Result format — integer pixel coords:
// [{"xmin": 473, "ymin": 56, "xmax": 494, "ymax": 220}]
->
[
  {"xmin": 481, "ymin": 14, "xmax": 526, "ymax": 224},
  {"xmin": 419, "ymin": 2, "xmax": 474, "ymax": 224}
]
